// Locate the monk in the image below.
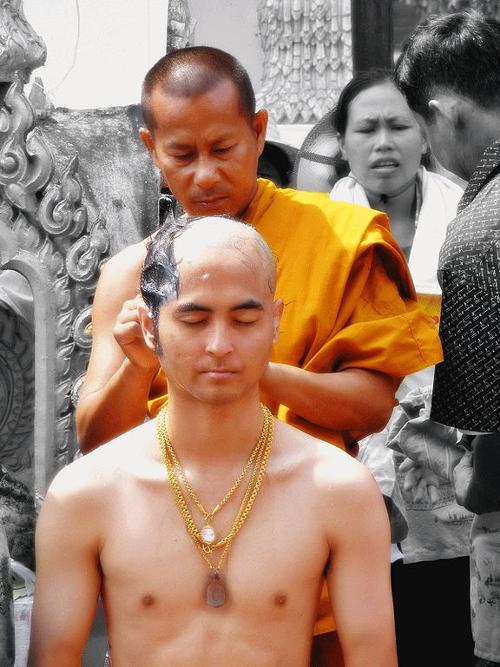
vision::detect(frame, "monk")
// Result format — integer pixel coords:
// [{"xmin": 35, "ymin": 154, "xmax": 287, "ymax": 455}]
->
[
  {"xmin": 30, "ymin": 218, "xmax": 397, "ymax": 666},
  {"xmin": 75, "ymin": 46, "xmax": 441, "ymax": 657}
]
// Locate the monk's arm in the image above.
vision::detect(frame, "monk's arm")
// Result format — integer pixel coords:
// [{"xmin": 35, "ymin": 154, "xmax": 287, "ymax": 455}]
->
[
  {"xmin": 29, "ymin": 473, "xmax": 102, "ymax": 665},
  {"xmin": 326, "ymin": 465, "xmax": 397, "ymax": 667},
  {"xmin": 76, "ymin": 247, "xmax": 159, "ymax": 453},
  {"xmin": 260, "ymin": 364, "xmax": 397, "ymax": 437}
]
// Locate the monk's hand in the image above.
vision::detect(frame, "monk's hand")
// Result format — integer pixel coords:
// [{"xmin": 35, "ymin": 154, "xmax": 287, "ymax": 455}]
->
[
  {"xmin": 400, "ymin": 457, "xmax": 440, "ymax": 504},
  {"xmin": 113, "ymin": 295, "xmax": 160, "ymax": 373}
]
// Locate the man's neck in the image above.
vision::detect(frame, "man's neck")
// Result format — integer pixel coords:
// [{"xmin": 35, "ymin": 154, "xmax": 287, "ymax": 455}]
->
[
  {"xmin": 164, "ymin": 393, "xmax": 267, "ymax": 467},
  {"xmin": 461, "ymin": 106, "xmax": 500, "ymax": 181}
]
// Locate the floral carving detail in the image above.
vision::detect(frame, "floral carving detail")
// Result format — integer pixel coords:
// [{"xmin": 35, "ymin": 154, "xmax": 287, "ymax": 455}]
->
[
  {"xmin": 0, "ymin": 74, "xmax": 110, "ymax": 490},
  {"xmin": 257, "ymin": 0, "xmax": 352, "ymax": 123},
  {"xmin": 0, "ymin": 0, "xmax": 46, "ymax": 82}
]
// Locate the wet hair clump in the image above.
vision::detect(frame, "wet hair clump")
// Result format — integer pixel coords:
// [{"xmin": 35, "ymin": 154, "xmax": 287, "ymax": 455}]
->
[{"xmin": 140, "ymin": 216, "xmax": 192, "ymax": 327}]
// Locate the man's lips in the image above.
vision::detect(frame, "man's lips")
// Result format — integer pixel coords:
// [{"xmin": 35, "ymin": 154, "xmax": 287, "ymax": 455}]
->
[
  {"xmin": 200, "ymin": 369, "xmax": 238, "ymax": 379},
  {"xmin": 191, "ymin": 196, "xmax": 228, "ymax": 207}
]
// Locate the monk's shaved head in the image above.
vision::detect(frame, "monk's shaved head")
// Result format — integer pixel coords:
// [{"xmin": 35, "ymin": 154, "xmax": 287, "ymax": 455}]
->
[
  {"xmin": 141, "ymin": 216, "xmax": 276, "ymax": 327},
  {"xmin": 141, "ymin": 46, "xmax": 256, "ymax": 131}
]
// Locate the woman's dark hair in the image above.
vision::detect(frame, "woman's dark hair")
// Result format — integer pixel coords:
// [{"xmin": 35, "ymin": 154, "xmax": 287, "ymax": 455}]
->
[{"xmin": 332, "ymin": 68, "xmax": 394, "ymax": 136}]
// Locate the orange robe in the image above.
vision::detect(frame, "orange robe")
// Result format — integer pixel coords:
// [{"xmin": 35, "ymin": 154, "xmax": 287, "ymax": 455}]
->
[{"xmin": 148, "ymin": 178, "xmax": 442, "ymax": 449}]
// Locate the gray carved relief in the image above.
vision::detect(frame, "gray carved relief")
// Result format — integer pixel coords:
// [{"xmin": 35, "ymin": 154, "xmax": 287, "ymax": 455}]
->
[
  {"xmin": 0, "ymin": 0, "xmax": 46, "ymax": 83},
  {"xmin": 256, "ymin": 0, "xmax": 352, "ymax": 123},
  {"xmin": 167, "ymin": 0, "xmax": 194, "ymax": 52},
  {"xmin": 0, "ymin": 74, "xmax": 111, "ymax": 495}
]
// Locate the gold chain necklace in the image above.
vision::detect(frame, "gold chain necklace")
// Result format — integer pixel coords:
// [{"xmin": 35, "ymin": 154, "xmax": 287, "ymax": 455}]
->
[
  {"xmin": 157, "ymin": 402, "xmax": 273, "ymax": 607},
  {"xmin": 164, "ymin": 403, "xmax": 270, "ymax": 546}
]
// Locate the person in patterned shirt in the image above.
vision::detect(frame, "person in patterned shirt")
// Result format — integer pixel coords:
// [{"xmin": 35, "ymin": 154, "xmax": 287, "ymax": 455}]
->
[{"xmin": 395, "ymin": 10, "xmax": 500, "ymax": 666}]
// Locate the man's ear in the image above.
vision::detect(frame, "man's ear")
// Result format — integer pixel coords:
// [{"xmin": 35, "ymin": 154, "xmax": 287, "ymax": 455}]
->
[
  {"xmin": 428, "ymin": 98, "xmax": 460, "ymax": 129},
  {"xmin": 138, "ymin": 302, "xmax": 157, "ymax": 353},
  {"xmin": 139, "ymin": 127, "xmax": 155, "ymax": 153},
  {"xmin": 254, "ymin": 109, "xmax": 269, "ymax": 157},
  {"xmin": 139, "ymin": 127, "xmax": 168, "ymax": 188},
  {"xmin": 272, "ymin": 299, "xmax": 284, "ymax": 343}
]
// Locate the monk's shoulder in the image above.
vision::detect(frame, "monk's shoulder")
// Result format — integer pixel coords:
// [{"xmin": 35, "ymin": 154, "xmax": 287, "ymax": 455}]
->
[{"xmin": 274, "ymin": 186, "xmax": 389, "ymax": 241}]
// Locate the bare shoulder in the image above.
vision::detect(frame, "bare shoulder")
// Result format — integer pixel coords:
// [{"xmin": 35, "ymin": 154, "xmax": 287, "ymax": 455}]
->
[
  {"xmin": 45, "ymin": 420, "xmax": 157, "ymax": 506},
  {"xmin": 273, "ymin": 420, "xmax": 380, "ymax": 501}
]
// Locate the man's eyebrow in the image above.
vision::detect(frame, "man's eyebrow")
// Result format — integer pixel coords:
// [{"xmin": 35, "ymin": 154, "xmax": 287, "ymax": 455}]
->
[
  {"xmin": 231, "ymin": 299, "xmax": 264, "ymax": 311},
  {"xmin": 174, "ymin": 300, "xmax": 264, "ymax": 314},
  {"xmin": 175, "ymin": 302, "xmax": 211, "ymax": 314}
]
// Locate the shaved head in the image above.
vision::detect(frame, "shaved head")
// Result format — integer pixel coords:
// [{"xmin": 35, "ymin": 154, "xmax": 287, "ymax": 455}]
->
[
  {"xmin": 142, "ymin": 46, "xmax": 256, "ymax": 131},
  {"xmin": 140, "ymin": 216, "xmax": 276, "ymax": 328}
]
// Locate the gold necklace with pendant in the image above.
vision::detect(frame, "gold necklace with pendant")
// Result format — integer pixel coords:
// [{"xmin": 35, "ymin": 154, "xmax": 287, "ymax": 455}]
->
[
  {"xmin": 163, "ymin": 402, "xmax": 270, "ymax": 547},
  {"xmin": 156, "ymin": 402, "xmax": 274, "ymax": 607}
]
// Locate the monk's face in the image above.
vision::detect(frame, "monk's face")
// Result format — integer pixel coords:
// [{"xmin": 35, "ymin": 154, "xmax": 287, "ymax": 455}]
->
[{"xmin": 140, "ymin": 79, "xmax": 268, "ymax": 218}]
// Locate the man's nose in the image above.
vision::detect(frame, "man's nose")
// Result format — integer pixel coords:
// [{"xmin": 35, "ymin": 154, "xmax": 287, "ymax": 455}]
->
[
  {"xmin": 193, "ymin": 156, "xmax": 219, "ymax": 190},
  {"xmin": 206, "ymin": 323, "xmax": 233, "ymax": 356}
]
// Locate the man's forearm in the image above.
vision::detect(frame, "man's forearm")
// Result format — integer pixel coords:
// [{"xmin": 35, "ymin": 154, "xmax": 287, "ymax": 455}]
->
[
  {"xmin": 260, "ymin": 363, "xmax": 396, "ymax": 435},
  {"xmin": 76, "ymin": 358, "xmax": 157, "ymax": 452}
]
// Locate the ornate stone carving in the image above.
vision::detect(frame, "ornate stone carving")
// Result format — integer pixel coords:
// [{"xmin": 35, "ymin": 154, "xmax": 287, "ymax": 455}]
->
[
  {"xmin": 0, "ymin": 302, "xmax": 33, "ymax": 480},
  {"xmin": 167, "ymin": 0, "xmax": 194, "ymax": 52},
  {"xmin": 0, "ymin": 75, "xmax": 110, "ymax": 494},
  {"xmin": 256, "ymin": 0, "xmax": 352, "ymax": 123},
  {"xmin": 0, "ymin": 0, "xmax": 46, "ymax": 82}
]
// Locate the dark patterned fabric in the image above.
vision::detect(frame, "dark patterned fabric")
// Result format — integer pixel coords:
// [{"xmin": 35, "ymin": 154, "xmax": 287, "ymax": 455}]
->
[{"xmin": 431, "ymin": 140, "xmax": 500, "ymax": 432}]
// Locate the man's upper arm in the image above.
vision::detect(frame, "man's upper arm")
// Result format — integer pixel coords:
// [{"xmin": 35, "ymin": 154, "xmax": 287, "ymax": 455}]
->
[
  {"xmin": 325, "ymin": 465, "xmax": 397, "ymax": 666},
  {"xmin": 30, "ymin": 471, "xmax": 102, "ymax": 665}
]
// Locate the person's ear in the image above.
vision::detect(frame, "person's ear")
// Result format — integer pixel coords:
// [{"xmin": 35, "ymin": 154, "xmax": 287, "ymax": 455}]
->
[
  {"xmin": 428, "ymin": 98, "xmax": 460, "ymax": 129},
  {"xmin": 253, "ymin": 109, "xmax": 269, "ymax": 157},
  {"xmin": 139, "ymin": 127, "xmax": 155, "ymax": 153},
  {"xmin": 272, "ymin": 298, "xmax": 283, "ymax": 343},
  {"xmin": 140, "ymin": 127, "xmax": 169, "ymax": 189},
  {"xmin": 138, "ymin": 302, "xmax": 157, "ymax": 353},
  {"xmin": 337, "ymin": 134, "xmax": 347, "ymax": 160}
]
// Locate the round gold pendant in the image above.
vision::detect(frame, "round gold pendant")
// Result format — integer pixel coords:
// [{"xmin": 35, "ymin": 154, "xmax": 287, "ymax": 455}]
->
[{"xmin": 200, "ymin": 525, "xmax": 216, "ymax": 545}]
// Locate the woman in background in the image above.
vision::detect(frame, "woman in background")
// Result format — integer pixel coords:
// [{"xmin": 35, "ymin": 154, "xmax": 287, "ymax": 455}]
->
[{"xmin": 329, "ymin": 69, "xmax": 473, "ymax": 667}]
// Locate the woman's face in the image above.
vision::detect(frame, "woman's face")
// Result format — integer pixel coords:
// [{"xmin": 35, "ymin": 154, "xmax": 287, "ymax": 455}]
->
[{"xmin": 339, "ymin": 81, "xmax": 426, "ymax": 197}]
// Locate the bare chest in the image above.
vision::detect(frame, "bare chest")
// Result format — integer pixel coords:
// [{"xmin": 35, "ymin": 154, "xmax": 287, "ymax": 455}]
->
[{"xmin": 100, "ymin": 475, "xmax": 328, "ymax": 625}]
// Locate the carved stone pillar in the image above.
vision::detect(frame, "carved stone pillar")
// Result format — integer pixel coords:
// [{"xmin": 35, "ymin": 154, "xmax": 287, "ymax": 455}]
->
[
  {"xmin": 256, "ymin": 0, "xmax": 352, "ymax": 123},
  {"xmin": 167, "ymin": 0, "xmax": 194, "ymax": 52},
  {"xmin": 0, "ymin": 77, "xmax": 109, "ymax": 496}
]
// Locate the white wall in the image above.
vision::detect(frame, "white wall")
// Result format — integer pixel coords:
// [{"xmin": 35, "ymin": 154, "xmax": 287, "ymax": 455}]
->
[
  {"xmin": 23, "ymin": 0, "xmax": 169, "ymax": 110},
  {"xmin": 188, "ymin": 0, "xmax": 263, "ymax": 94}
]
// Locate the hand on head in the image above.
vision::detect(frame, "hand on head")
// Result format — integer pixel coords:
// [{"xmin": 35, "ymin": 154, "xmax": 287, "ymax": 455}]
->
[{"xmin": 113, "ymin": 294, "xmax": 160, "ymax": 374}]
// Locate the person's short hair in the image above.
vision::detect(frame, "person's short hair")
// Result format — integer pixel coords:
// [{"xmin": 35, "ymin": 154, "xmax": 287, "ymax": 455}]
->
[
  {"xmin": 141, "ymin": 46, "xmax": 256, "ymax": 130},
  {"xmin": 332, "ymin": 68, "xmax": 394, "ymax": 136},
  {"xmin": 395, "ymin": 10, "xmax": 500, "ymax": 120},
  {"xmin": 140, "ymin": 216, "xmax": 275, "ymax": 328}
]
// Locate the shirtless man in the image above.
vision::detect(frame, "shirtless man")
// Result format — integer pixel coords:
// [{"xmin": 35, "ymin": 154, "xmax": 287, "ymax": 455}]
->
[
  {"xmin": 75, "ymin": 46, "xmax": 441, "ymax": 456},
  {"xmin": 30, "ymin": 218, "xmax": 397, "ymax": 666}
]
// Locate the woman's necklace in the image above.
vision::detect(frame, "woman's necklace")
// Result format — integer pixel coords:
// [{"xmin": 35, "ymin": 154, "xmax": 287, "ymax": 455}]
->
[{"xmin": 156, "ymin": 402, "xmax": 274, "ymax": 607}]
